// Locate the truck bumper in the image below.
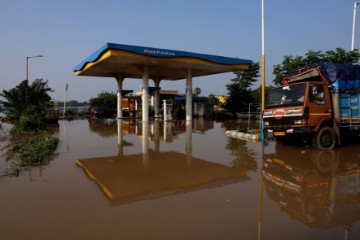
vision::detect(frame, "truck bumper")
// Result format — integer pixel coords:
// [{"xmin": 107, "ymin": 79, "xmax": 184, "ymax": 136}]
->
[{"xmin": 265, "ymin": 126, "xmax": 311, "ymax": 137}]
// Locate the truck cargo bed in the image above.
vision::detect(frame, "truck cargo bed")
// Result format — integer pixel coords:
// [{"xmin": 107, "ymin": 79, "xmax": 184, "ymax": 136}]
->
[{"xmin": 339, "ymin": 93, "xmax": 360, "ymax": 125}]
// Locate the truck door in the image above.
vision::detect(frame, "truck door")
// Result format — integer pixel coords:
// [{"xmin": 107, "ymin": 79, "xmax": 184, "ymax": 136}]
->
[{"xmin": 308, "ymin": 84, "xmax": 332, "ymax": 127}]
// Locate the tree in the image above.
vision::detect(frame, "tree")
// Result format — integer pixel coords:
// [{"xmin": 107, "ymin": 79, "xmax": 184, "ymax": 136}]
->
[
  {"xmin": 208, "ymin": 94, "xmax": 219, "ymax": 106},
  {"xmin": 0, "ymin": 79, "xmax": 53, "ymax": 123},
  {"xmin": 250, "ymin": 85, "xmax": 274, "ymax": 104},
  {"xmin": 224, "ymin": 62, "xmax": 260, "ymax": 113},
  {"xmin": 58, "ymin": 100, "xmax": 88, "ymax": 107},
  {"xmin": 88, "ymin": 91, "xmax": 117, "ymax": 114},
  {"xmin": 1, "ymin": 79, "xmax": 58, "ymax": 176},
  {"xmin": 273, "ymin": 48, "xmax": 360, "ymax": 85},
  {"xmin": 193, "ymin": 87, "xmax": 201, "ymax": 97}
]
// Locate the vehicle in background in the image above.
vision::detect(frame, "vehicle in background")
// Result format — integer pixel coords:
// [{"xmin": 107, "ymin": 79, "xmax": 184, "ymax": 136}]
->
[
  {"xmin": 122, "ymin": 97, "xmax": 140, "ymax": 117},
  {"xmin": 88, "ymin": 107, "xmax": 105, "ymax": 118},
  {"xmin": 263, "ymin": 62, "xmax": 360, "ymax": 149}
]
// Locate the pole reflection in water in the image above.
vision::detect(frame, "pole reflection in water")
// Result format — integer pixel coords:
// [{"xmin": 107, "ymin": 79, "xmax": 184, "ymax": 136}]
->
[
  {"xmin": 142, "ymin": 120, "xmax": 149, "ymax": 174},
  {"xmin": 258, "ymin": 137, "xmax": 264, "ymax": 240},
  {"xmin": 261, "ymin": 143, "xmax": 360, "ymax": 239},
  {"xmin": 117, "ymin": 119, "xmax": 123, "ymax": 157},
  {"xmin": 77, "ymin": 119, "xmax": 249, "ymax": 206},
  {"xmin": 186, "ymin": 120, "xmax": 192, "ymax": 170},
  {"xmin": 154, "ymin": 120, "xmax": 160, "ymax": 152}
]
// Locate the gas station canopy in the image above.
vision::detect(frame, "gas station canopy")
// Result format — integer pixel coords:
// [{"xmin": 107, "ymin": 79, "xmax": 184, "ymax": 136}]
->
[
  {"xmin": 74, "ymin": 43, "xmax": 252, "ymax": 121},
  {"xmin": 73, "ymin": 43, "xmax": 252, "ymax": 79}
]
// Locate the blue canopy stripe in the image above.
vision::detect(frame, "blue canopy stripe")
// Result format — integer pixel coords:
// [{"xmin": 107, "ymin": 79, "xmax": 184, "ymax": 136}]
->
[{"xmin": 74, "ymin": 43, "xmax": 252, "ymax": 73}]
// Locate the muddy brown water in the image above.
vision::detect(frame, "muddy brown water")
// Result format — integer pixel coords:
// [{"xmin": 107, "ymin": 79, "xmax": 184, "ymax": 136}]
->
[{"xmin": 1, "ymin": 118, "xmax": 360, "ymax": 240}]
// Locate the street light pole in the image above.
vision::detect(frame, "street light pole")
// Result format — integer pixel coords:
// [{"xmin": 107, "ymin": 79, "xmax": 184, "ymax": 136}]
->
[
  {"xmin": 261, "ymin": 0, "xmax": 266, "ymax": 113},
  {"xmin": 26, "ymin": 55, "xmax": 43, "ymax": 80},
  {"xmin": 352, "ymin": 2, "xmax": 360, "ymax": 50}
]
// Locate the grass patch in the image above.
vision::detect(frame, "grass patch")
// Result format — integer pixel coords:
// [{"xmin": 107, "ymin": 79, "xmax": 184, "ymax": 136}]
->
[{"xmin": 2, "ymin": 129, "xmax": 58, "ymax": 177}]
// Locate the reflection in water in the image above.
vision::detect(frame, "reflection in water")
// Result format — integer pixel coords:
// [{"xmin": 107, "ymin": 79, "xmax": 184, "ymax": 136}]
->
[
  {"xmin": 89, "ymin": 118, "xmax": 214, "ymax": 139},
  {"xmin": 225, "ymin": 137, "xmax": 258, "ymax": 172},
  {"xmin": 77, "ymin": 150, "xmax": 249, "ymax": 206},
  {"xmin": 262, "ymin": 143, "xmax": 360, "ymax": 235},
  {"xmin": 77, "ymin": 118, "xmax": 251, "ymax": 206},
  {"xmin": 4, "ymin": 119, "xmax": 360, "ymax": 239},
  {"xmin": 221, "ymin": 119, "xmax": 262, "ymax": 178},
  {"xmin": 89, "ymin": 118, "xmax": 119, "ymax": 137}
]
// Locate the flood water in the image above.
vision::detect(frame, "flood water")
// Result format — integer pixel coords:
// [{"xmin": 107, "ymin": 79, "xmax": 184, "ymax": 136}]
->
[{"xmin": 1, "ymin": 118, "xmax": 360, "ymax": 240}]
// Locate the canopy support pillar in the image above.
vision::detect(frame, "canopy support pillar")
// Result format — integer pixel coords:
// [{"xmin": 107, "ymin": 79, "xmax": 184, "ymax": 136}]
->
[
  {"xmin": 142, "ymin": 66, "xmax": 149, "ymax": 122},
  {"xmin": 116, "ymin": 75, "xmax": 124, "ymax": 119},
  {"xmin": 186, "ymin": 69, "xmax": 193, "ymax": 121}
]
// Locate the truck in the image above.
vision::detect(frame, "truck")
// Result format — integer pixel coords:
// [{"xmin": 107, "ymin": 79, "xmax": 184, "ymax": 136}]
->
[
  {"xmin": 263, "ymin": 62, "xmax": 360, "ymax": 149},
  {"xmin": 122, "ymin": 97, "xmax": 140, "ymax": 117}
]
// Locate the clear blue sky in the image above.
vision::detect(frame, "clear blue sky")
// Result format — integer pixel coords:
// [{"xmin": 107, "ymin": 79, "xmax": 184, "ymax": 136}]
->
[{"xmin": 0, "ymin": 0, "xmax": 355, "ymax": 102}]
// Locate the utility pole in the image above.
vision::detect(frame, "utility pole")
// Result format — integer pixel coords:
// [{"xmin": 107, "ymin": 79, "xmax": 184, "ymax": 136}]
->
[
  {"xmin": 352, "ymin": 2, "xmax": 360, "ymax": 50},
  {"xmin": 26, "ymin": 55, "xmax": 43, "ymax": 80},
  {"xmin": 63, "ymin": 84, "xmax": 68, "ymax": 118},
  {"xmin": 261, "ymin": 0, "xmax": 266, "ymax": 114}
]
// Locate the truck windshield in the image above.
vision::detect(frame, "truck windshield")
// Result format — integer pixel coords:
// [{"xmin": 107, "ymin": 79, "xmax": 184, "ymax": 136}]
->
[{"xmin": 266, "ymin": 83, "xmax": 306, "ymax": 108}]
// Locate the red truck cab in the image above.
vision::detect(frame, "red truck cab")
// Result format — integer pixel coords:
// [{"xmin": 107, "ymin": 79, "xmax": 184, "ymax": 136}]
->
[{"xmin": 263, "ymin": 65, "xmax": 338, "ymax": 149}]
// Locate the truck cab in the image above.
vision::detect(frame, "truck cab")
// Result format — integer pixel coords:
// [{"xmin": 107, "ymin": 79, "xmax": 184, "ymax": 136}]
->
[
  {"xmin": 264, "ymin": 81, "xmax": 334, "ymax": 149},
  {"xmin": 263, "ymin": 63, "xmax": 342, "ymax": 149}
]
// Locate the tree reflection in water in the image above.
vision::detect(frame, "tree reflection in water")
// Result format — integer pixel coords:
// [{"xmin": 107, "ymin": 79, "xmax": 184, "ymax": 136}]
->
[
  {"xmin": 88, "ymin": 118, "xmax": 119, "ymax": 137},
  {"xmin": 225, "ymin": 137, "xmax": 258, "ymax": 172},
  {"xmin": 221, "ymin": 120, "xmax": 259, "ymax": 172}
]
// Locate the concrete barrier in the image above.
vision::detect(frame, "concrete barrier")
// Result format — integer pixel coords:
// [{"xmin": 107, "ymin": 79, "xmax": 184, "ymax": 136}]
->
[{"xmin": 225, "ymin": 130, "xmax": 263, "ymax": 141}]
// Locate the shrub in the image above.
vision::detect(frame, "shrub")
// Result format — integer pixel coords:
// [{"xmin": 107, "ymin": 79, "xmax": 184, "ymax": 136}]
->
[{"xmin": 15, "ymin": 113, "xmax": 44, "ymax": 132}]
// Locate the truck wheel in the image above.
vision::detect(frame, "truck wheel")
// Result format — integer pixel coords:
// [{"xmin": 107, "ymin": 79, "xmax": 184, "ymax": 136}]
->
[{"xmin": 312, "ymin": 126, "xmax": 337, "ymax": 150}]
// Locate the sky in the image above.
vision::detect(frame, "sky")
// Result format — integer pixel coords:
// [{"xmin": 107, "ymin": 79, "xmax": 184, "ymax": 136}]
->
[{"xmin": 0, "ymin": 0, "xmax": 356, "ymax": 102}]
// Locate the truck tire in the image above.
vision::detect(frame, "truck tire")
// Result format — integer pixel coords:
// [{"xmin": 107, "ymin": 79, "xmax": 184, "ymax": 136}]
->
[{"xmin": 312, "ymin": 126, "xmax": 337, "ymax": 150}]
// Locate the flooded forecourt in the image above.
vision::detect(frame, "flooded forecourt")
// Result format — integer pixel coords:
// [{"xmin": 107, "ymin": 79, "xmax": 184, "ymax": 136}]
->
[{"xmin": 1, "ymin": 118, "xmax": 360, "ymax": 240}]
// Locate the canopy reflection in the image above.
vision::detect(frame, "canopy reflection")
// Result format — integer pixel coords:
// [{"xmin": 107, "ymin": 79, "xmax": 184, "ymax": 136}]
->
[
  {"xmin": 77, "ymin": 150, "xmax": 249, "ymax": 206},
  {"xmin": 77, "ymin": 118, "xmax": 249, "ymax": 206}
]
